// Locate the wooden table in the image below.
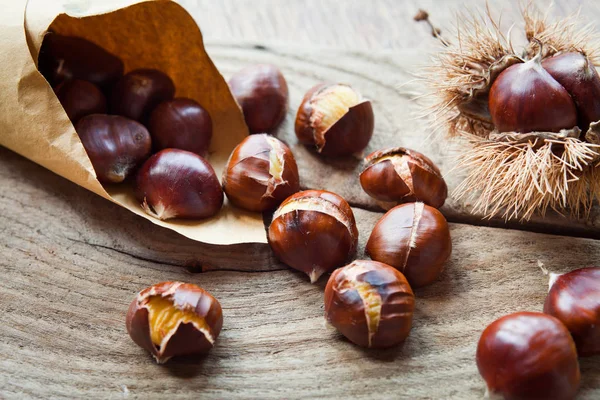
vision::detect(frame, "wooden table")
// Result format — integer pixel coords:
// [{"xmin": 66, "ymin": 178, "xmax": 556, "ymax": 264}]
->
[{"xmin": 2, "ymin": 0, "xmax": 600, "ymax": 398}]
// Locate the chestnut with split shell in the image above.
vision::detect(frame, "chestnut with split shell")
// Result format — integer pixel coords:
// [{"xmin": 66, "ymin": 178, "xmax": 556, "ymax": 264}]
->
[
  {"xmin": 544, "ymin": 267, "xmax": 600, "ymax": 356},
  {"xmin": 55, "ymin": 79, "xmax": 107, "ymax": 123},
  {"xmin": 223, "ymin": 134, "xmax": 300, "ymax": 212},
  {"xmin": 268, "ymin": 190, "xmax": 358, "ymax": 283},
  {"xmin": 360, "ymin": 147, "xmax": 447, "ymax": 209},
  {"xmin": 126, "ymin": 281, "xmax": 223, "ymax": 364},
  {"xmin": 135, "ymin": 149, "xmax": 223, "ymax": 220},
  {"xmin": 295, "ymin": 83, "xmax": 374, "ymax": 156},
  {"xmin": 476, "ymin": 312, "xmax": 580, "ymax": 400},
  {"xmin": 324, "ymin": 260, "xmax": 415, "ymax": 348}
]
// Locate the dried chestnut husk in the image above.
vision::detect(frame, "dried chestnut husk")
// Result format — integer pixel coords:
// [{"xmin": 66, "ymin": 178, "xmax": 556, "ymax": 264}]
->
[{"xmin": 55, "ymin": 79, "xmax": 107, "ymax": 123}]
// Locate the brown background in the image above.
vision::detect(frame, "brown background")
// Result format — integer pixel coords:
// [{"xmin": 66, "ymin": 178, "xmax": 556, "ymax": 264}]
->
[{"xmin": 1, "ymin": 0, "xmax": 600, "ymax": 398}]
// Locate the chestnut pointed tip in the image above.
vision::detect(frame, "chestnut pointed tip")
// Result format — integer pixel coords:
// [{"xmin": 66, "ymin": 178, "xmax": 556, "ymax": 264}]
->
[{"xmin": 309, "ymin": 269, "xmax": 323, "ymax": 283}]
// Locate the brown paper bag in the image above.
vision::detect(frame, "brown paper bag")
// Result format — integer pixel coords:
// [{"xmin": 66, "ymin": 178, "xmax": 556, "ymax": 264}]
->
[{"xmin": 1, "ymin": 0, "xmax": 269, "ymax": 244}]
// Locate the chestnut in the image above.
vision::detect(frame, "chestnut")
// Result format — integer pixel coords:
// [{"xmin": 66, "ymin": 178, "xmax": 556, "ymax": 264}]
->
[
  {"xmin": 295, "ymin": 83, "xmax": 374, "ymax": 156},
  {"xmin": 38, "ymin": 33, "xmax": 124, "ymax": 88},
  {"xmin": 126, "ymin": 281, "xmax": 223, "ymax": 364},
  {"xmin": 135, "ymin": 149, "xmax": 223, "ymax": 220},
  {"xmin": 489, "ymin": 52, "xmax": 577, "ymax": 133},
  {"xmin": 222, "ymin": 134, "xmax": 299, "ymax": 212},
  {"xmin": 228, "ymin": 64, "xmax": 289, "ymax": 134},
  {"xmin": 76, "ymin": 114, "xmax": 152, "ymax": 184},
  {"xmin": 324, "ymin": 260, "xmax": 415, "ymax": 348},
  {"xmin": 365, "ymin": 202, "xmax": 451, "ymax": 288},
  {"xmin": 268, "ymin": 190, "xmax": 358, "ymax": 283},
  {"xmin": 111, "ymin": 69, "xmax": 176, "ymax": 122},
  {"xmin": 543, "ymin": 267, "xmax": 600, "ymax": 356},
  {"xmin": 542, "ymin": 52, "xmax": 600, "ymax": 132},
  {"xmin": 359, "ymin": 147, "xmax": 447, "ymax": 209},
  {"xmin": 148, "ymin": 98, "xmax": 212, "ymax": 156},
  {"xmin": 55, "ymin": 79, "xmax": 107, "ymax": 123},
  {"xmin": 476, "ymin": 312, "xmax": 580, "ymax": 400}
]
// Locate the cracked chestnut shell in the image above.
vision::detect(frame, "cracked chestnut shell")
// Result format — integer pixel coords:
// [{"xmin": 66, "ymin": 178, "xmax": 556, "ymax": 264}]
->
[
  {"xmin": 126, "ymin": 281, "xmax": 223, "ymax": 364},
  {"xmin": 148, "ymin": 98, "xmax": 212, "ymax": 156},
  {"xmin": 111, "ymin": 69, "xmax": 176, "ymax": 122},
  {"xmin": 295, "ymin": 83, "xmax": 374, "ymax": 156},
  {"xmin": 365, "ymin": 202, "xmax": 451, "ymax": 288},
  {"xmin": 229, "ymin": 64, "xmax": 289, "ymax": 134},
  {"xmin": 38, "ymin": 34, "xmax": 124, "ymax": 88},
  {"xmin": 268, "ymin": 190, "xmax": 358, "ymax": 283},
  {"xmin": 76, "ymin": 114, "xmax": 151, "ymax": 183},
  {"xmin": 544, "ymin": 267, "xmax": 600, "ymax": 356},
  {"xmin": 360, "ymin": 147, "xmax": 447, "ymax": 209},
  {"xmin": 476, "ymin": 312, "xmax": 580, "ymax": 400},
  {"xmin": 55, "ymin": 79, "xmax": 107, "ymax": 123},
  {"xmin": 135, "ymin": 149, "xmax": 223, "ymax": 220},
  {"xmin": 223, "ymin": 134, "xmax": 299, "ymax": 212},
  {"xmin": 324, "ymin": 260, "xmax": 415, "ymax": 348}
]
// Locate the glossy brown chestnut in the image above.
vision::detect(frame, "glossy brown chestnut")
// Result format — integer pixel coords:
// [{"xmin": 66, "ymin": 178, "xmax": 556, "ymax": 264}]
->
[
  {"xmin": 295, "ymin": 83, "xmax": 374, "ymax": 156},
  {"xmin": 268, "ymin": 190, "xmax": 358, "ymax": 283},
  {"xmin": 76, "ymin": 114, "xmax": 151, "ymax": 183},
  {"xmin": 223, "ymin": 134, "xmax": 299, "ymax": 212},
  {"xmin": 148, "ymin": 98, "xmax": 212, "ymax": 156},
  {"xmin": 126, "ymin": 281, "xmax": 223, "ymax": 364},
  {"xmin": 228, "ymin": 64, "xmax": 289, "ymax": 134},
  {"xmin": 135, "ymin": 149, "xmax": 223, "ymax": 220},
  {"xmin": 360, "ymin": 147, "xmax": 447, "ymax": 208},
  {"xmin": 111, "ymin": 69, "xmax": 176, "ymax": 122},
  {"xmin": 365, "ymin": 202, "xmax": 451, "ymax": 288},
  {"xmin": 324, "ymin": 260, "xmax": 415, "ymax": 348},
  {"xmin": 476, "ymin": 312, "xmax": 580, "ymax": 400},
  {"xmin": 55, "ymin": 79, "xmax": 107, "ymax": 123},
  {"xmin": 489, "ymin": 52, "xmax": 578, "ymax": 133},
  {"xmin": 38, "ymin": 33, "xmax": 124, "ymax": 88},
  {"xmin": 544, "ymin": 267, "xmax": 600, "ymax": 356},
  {"xmin": 542, "ymin": 52, "xmax": 600, "ymax": 131}
]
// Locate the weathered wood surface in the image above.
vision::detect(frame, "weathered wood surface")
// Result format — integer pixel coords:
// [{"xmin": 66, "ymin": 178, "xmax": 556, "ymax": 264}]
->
[{"xmin": 2, "ymin": 0, "xmax": 600, "ymax": 399}]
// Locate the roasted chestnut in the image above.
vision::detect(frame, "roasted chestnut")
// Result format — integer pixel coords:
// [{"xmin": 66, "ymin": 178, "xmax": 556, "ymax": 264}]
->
[
  {"xmin": 55, "ymin": 79, "xmax": 107, "ymax": 123},
  {"xmin": 135, "ymin": 149, "xmax": 223, "ymax": 220},
  {"xmin": 360, "ymin": 147, "xmax": 447, "ymax": 209},
  {"xmin": 148, "ymin": 98, "xmax": 212, "ymax": 156},
  {"xmin": 489, "ymin": 52, "xmax": 577, "ymax": 133},
  {"xmin": 222, "ymin": 134, "xmax": 299, "ymax": 212},
  {"xmin": 544, "ymin": 267, "xmax": 600, "ymax": 356},
  {"xmin": 228, "ymin": 64, "xmax": 289, "ymax": 134},
  {"xmin": 111, "ymin": 69, "xmax": 176, "ymax": 122},
  {"xmin": 268, "ymin": 190, "xmax": 358, "ymax": 283},
  {"xmin": 542, "ymin": 52, "xmax": 600, "ymax": 131},
  {"xmin": 476, "ymin": 312, "xmax": 580, "ymax": 400},
  {"xmin": 76, "ymin": 114, "xmax": 151, "ymax": 183},
  {"xmin": 365, "ymin": 202, "xmax": 451, "ymax": 288},
  {"xmin": 38, "ymin": 33, "xmax": 124, "ymax": 88},
  {"xmin": 295, "ymin": 83, "xmax": 374, "ymax": 156},
  {"xmin": 126, "ymin": 281, "xmax": 223, "ymax": 364},
  {"xmin": 324, "ymin": 260, "xmax": 415, "ymax": 348}
]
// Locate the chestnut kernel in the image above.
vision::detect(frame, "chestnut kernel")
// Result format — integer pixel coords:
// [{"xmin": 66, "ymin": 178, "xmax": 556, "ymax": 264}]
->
[
  {"xmin": 476, "ymin": 312, "xmax": 580, "ymax": 400},
  {"xmin": 148, "ymin": 98, "xmax": 212, "ymax": 156},
  {"xmin": 228, "ymin": 64, "xmax": 289, "ymax": 134},
  {"xmin": 135, "ymin": 149, "xmax": 223, "ymax": 220},
  {"xmin": 324, "ymin": 260, "xmax": 415, "ymax": 348},
  {"xmin": 55, "ymin": 79, "xmax": 107, "ymax": 123},
  {"xmin": 223, "ymin": 134, "xmax": 300, "ymax": 212},
  {"xmin": 268, "ymin": 190, "xmax": 358, "ymax": 283},
  {"xmin": 76, "ymin": 114, "xmax": 152, "ymax": 184},
  {"xmin": 360, "ymin": 147, "xmax": 447, "ymax": 208},
  {"xmin": 126, "ymin": 281, "xmax": 223, "ymax": 364},
  {"xmin": 365, "ymin": 202, "xmax": 451, "ymax": 288},
  {"xmin": 38, "ymin": 33, "xmax": 124, "ymax": 88},
  {"xmin": 544, "ymin": 267, "xmax": 600, "ymax": 356},
  {"xmin": 489, "ymin": 52, "xmax": 577, "ymax": 133},
  {"xmin": 295, "ymin": 83, "xmax": 374, "ymax": 156},
  {"xmin": 111, "ymin": 69, "xmax": 176, "ymax": 122}
]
